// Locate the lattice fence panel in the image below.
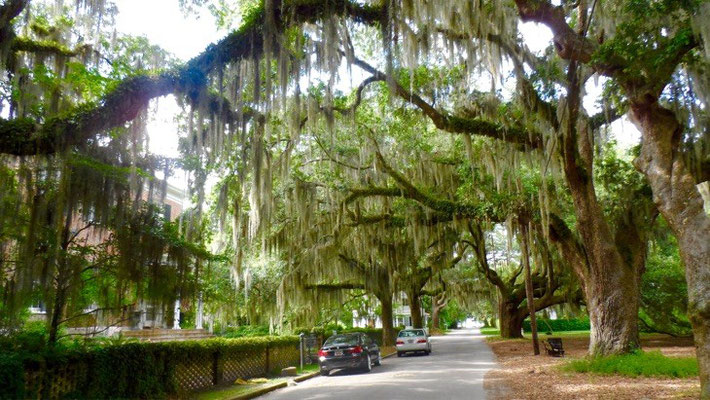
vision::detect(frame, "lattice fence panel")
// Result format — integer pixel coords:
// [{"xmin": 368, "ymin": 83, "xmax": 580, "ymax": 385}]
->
[
  {"xmin": 23, "ymin": 367, "xmax": 42, "ymax": 399},
  {"xmin": 23, "ymin": 360, "xmax": 88, "ymax": 400},
  {"xmin": 221, "ymin": 349, "xmax": 266, "ymax": 383},
  {"xmin": 269, "ymin": 345, "xmax": 300, "ymax": 372},
  {"xmin": 175, "ymin": 352, "xmax": 214, "ymax": 392},
  {"xmin": 21, "ymin": 342, "xmax": 301, "ymax": 397}
]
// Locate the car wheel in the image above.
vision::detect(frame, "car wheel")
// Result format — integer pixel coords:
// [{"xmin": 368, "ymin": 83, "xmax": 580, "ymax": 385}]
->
[
  {"xmin": 363, "ymin": 354, "xmax": 372, "ymax": 372},
  {"xmin": 374, "ymin": 352, "xmax": 381, "ymax": 366},
  {"xmin": 425, "ymin": 350, "xmax": 431, "ymax": 355},
  {"xmin": 397, "ymin": 351, "xmax": 403, "ymax": 357},
  {"xmin": 321, "ymin": 368, "xmax": 330, "ymax": 376}
]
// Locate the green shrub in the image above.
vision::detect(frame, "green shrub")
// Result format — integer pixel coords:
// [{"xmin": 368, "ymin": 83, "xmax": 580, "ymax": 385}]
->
[
  {"xmin": 0, "ymin": 352, "xmax": 25, "ymax": 399},
  {"xmin": 523, "ymin": 318, "xmax": 590, "ymax": 333},
  {"xmin": 564, "ymin": 350, "xmax": 698, "ymax": 378}
]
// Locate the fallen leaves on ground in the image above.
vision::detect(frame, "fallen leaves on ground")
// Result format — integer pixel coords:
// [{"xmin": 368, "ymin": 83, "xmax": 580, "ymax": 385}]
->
[{"xmin": 484, "ymin": 334, "xmax": 700, "ymax": 399}]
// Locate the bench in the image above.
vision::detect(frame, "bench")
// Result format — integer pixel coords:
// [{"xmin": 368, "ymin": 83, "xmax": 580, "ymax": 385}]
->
[{"xmin": 543, "ymin": 337, "xmax": 565, "ymax": 357}]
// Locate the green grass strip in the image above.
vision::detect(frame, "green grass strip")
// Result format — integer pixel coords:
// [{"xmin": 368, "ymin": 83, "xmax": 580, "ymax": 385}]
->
[{"xmin": 564, "ymin": 350, "xmax": 698, "ymax": 378}]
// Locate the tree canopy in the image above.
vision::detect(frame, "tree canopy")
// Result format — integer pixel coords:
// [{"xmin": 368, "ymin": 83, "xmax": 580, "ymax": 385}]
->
[{"xmin": 0, "ymin": 0, "xmax": 708, "ymax": 396}]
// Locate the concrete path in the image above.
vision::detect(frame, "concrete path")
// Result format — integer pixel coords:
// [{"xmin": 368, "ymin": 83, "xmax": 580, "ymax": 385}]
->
[{"xmin": 262, "ymin": 329, "xmax": 498, "ymax": 400}]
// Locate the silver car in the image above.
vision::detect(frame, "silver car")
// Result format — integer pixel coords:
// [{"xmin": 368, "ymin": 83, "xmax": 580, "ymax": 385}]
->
[{"xmin": 396, "ymin": 329, "xmax": 431, "ymax": 356}]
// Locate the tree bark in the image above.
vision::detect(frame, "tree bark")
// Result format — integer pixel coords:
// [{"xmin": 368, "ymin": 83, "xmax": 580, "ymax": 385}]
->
[
  {"xmin": 498, "ymin": 296, "xmax": 524, "ymax": 339},
  {"xmin": 629, "ymin": 99, "xmax": 710, "ymax": 398},
  {"xmin": 431, "ymin": 303, "xmax": 441, "ymax": 330},
  {"xmin": 585, "ymin": 265, "xmax": 642, "ymax": 353},
  {"xmin": 378, "ymin": 292, "xmax": 395, "ymax": 346},
  {"xmin": 408, "ymin": 291, "xmax": 423, "ymax": 328},
  {"xmin": 431, "ymin": 293, "xmax": 447, "ymax": 331},
  {"xmin": 48, "ymin": 284, "xmax": 66, "ymax": 345},
  {"xmin": 555, "ymin": 63, "xmax": 642, "ymax": 355}
]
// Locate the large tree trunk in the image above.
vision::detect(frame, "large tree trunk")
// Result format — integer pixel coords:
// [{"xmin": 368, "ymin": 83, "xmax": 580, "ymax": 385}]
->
[
  {"xmin": 585, "ymin": 264, "xmax": 642, "ymax": 354},
  {"xmin": 408, "ymin": 291, "xmax": 423, "ymax": 328},
  {"xmin": 431, "ymin": 293, "xmax": 447, "ymax": 331},
  {"xmin": 568, "ymin": 179, "xmax": 642, "ymax": 355},
  {"xmin": 378, "ymin": 293, "xmax": 395, "ymax": 346},
  {"xmin": 629, "ymin": 99, "xmax": 710, "ymax": 397},
  {"xmin": 558, "ymin": 67, "xmax": 642, "ymax": 355},
  {"xmin": 431, "ymin": 304, "xmax": 440, "ymax": 330},
  {"xmin": 498, "ymin": 296, "xmax": 524, "ymax": 339}
]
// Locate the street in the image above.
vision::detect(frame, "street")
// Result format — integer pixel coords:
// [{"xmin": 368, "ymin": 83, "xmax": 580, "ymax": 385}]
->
[{"xmin": 262, "ymin": 329, "xmax": 498, "ymax": 400}]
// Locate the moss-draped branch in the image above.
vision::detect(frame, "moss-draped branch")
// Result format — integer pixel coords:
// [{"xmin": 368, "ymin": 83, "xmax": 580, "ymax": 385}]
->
[
  {"xmin": 0, "ymin": 74, "xmax": 178, "ymax": 155},
  {"xmin": 351, "ymin": 56, "xmax": 543, "ymax": 149},
  {"xmin": 0, "ymin": 0, "xmax": 386, "ymax": 156}
]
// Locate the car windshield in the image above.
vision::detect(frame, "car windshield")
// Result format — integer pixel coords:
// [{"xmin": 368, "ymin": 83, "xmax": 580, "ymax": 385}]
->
[
  {"xmin": 398, "ymin": 330, "xmax": 425, "ymax": 337},
  {"xmin": 324, "ymin": 333, "xmax": 360, "ymax": 346}
]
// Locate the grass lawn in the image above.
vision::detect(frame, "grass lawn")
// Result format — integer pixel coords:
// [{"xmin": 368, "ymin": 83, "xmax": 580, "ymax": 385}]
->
[
  {"xmin": 484, "ymin": 329, "xmax": 592, "ymax": 342},
  {"xmin": 297, "ymin": 364, "xmax": 320, "ymax": 374},
  {"xmin": 564, "ymin": 350, "xmax": 698, "ymax": 378},
  {"xmin": 479, "ymin": 327, "xmax": 500, "ymax": 336},
  {"xmin": 194, "ymin": 364, "xmax": 320, "ymax": 400},
  {"xmin": 194, "ymin": 381, "xmax": 280, "ymax": 400}
]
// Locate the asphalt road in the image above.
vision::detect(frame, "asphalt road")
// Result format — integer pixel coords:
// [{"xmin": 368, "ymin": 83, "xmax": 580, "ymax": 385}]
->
[{"xmin": 262, "ymin": 329, "xmax": 498, "ymax": 400}]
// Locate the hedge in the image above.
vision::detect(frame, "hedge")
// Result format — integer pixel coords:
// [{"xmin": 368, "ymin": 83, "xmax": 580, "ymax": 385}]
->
[
  {"xmin": 523, "ymin": 318, "xmax": 590, "ymax": 332},
  {"xmin": 0, "ymin": 336, "xmax": 299, "ymax": 399}
]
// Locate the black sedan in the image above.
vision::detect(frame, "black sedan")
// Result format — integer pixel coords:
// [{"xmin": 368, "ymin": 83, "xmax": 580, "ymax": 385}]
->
[{"xmin": 318, "ymin": 332, "xmax": 381, "ymax": 376}]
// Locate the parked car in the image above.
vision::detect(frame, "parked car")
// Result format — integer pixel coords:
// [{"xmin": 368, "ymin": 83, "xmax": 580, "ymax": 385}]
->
[
  {"xmin": 396, "ymin": 328, "xmax": 431, "ymax": 356},
  {"xmin": 318, "ymin": 332, "xmax": 381, "ymax": 375}
]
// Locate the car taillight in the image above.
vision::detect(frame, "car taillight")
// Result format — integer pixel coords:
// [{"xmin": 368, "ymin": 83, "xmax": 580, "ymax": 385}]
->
[
  {"xmin": 318, "ymin": 349, "xmax": 327, "ymax": 357},
  {"xmin": 417, "ymin": 339, "xmax": 427, "ymax": 343},
  {"xmin": 396, "ymin": 340, "xmax": 404, "ymax": 345},
  {"xmin": 351, "ymin": 345, "xmax": 363, "ymax": 354}
]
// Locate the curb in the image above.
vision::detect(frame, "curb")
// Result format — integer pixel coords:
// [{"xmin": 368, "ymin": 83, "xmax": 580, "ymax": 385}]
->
[
  {"xmin": 231, "ymin": 371, "xmax": 321, "ymax": 400},
  {"xmin": 381, "ymin": 350, "xmax": 397, "ymax": 359},
  {"xmin": 293, "ymin": 370, "xmax": 321, "ymax": 383}
]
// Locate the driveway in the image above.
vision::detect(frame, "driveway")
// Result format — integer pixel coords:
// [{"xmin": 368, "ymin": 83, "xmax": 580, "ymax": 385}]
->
[{"xmin": 262, "ymin": 329, "xmax": 498, "ymax": 400}]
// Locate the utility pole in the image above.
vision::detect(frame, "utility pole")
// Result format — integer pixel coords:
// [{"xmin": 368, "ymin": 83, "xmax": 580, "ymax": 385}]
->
[{"xmin": 520, "ymin": 220, "xmax": 540, "ymax": 355}]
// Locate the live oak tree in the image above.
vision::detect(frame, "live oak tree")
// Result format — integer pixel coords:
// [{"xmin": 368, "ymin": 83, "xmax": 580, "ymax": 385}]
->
[
  {"xmin": 510, "ymin": 0, "xmax": 709, "ymax": 394},
  {"xmin": 0, "ymin": 0, "xmax": 708, "ymax": 393}
]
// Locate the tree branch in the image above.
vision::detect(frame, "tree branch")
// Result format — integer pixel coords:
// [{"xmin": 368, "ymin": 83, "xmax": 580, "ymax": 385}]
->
[
  {"xmin": 0, "ymin": 0, "xmax": 27, "ymax": 44},
  {"xmin": 350, "ymin": 56, "xmax": 542, "ymax": 149},
  {"xmin": 0, "ymin": 0, "xmax": 386, "ymax": 156},
  {"xmin": 513, "ymin": 0, "xmax": 596, "ymax": 63},
  {"xmin": 373, "ymin": 148, "xmax": 510, "ymax": 222},
  {"xmin": 11, "ymin": 37, "xmax": 82, "ymax": 57},
  {"xmin": 303, "ymin": 282, "xmax": 365, "ymax": 291},
  {"xmin": 0, "ymin": 73, "xmax": 178, "ymax": 155}
]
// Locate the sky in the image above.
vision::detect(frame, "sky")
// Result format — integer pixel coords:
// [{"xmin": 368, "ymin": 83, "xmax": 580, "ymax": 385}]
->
[
  {"xmin": 115, "ymin": 0, "xmax": 226, "ymax": 160},
  {"xmin": 114, "ymin": 1, "xmax": 640, "ymax": 161}
]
